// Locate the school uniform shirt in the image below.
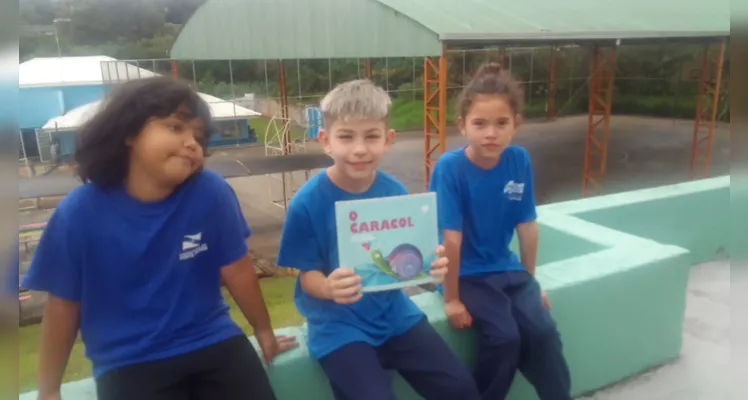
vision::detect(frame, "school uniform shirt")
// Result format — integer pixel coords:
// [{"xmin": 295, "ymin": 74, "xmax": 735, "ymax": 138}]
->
[
  {"xmin": 22, "ymin": 170, "xmax": 250, "ymax": 378},
  {"xmin": 429, "ymin": 145, "xmax": 537, "ymax": 277},
  {"xmin": 277, "ymin": 170, "xmax": 425, "ymax": 360}
]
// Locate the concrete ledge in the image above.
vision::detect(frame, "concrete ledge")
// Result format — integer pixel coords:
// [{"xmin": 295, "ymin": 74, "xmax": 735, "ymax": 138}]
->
[
  {"xmin": 549, "ymin": 176, "xmax": 730, "ymax": 264},
  {"xmin": 20, "ymin": 176, "xmax": 729, "ymax": 399}
]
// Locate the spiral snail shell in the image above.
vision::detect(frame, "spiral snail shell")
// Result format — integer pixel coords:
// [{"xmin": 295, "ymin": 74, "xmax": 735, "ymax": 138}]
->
[{"xmin": 386, "ymin": 244, "xmax": 423, "ymax": 280}]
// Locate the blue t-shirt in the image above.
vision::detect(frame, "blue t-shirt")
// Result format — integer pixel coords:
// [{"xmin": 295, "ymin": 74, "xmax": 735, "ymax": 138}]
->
[
  {"xmin": 22, "ymin": 170, "xmax": 249, "ymax": 377},
  {"xmin": 277, "ymin": 170, "xmax": 425, "ymax": 360},
  {"xmin": 429, "ymin": 146, "xmax": 537, "ymax": 277}
]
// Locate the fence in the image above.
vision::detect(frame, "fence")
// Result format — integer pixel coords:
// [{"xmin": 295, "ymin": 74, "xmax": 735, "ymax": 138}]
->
[{"xmin": 99, "ymin": 43, "xmax": 729, "ymax": 135}]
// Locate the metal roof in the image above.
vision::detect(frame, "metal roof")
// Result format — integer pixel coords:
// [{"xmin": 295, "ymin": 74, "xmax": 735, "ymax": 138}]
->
[
  {"xmin": 170, "ymin": 0, "xmax": 441, "ymax": 60},
  {"xmin": 41, "ymin": 92, "xmax": 260, "ymax": 131},
  {"xmin": 170, "ymin": 0, "xmax": 730, "ymax": 60},
  {"xmin": 382, "ymin": 0, "xmax": 729, "ymax": 42},
  {"xmin": 19, "ymin": 56, "xmax": 158, "ymax": 88}
]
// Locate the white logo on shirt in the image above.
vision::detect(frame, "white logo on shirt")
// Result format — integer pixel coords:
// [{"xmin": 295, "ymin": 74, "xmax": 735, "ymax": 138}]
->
[
  {"xmin": 503, "ymin": 180, "xmax": 525, "ymax": 201},
  {"xmin": 180, "ymin": 233, "xmax": 208, "ymax": 260}
]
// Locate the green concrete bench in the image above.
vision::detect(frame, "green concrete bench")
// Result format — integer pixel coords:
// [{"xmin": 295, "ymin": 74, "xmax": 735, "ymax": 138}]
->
[{"xmin": 20, "ymin": 176, "xmax": 729, "ymax": 400}]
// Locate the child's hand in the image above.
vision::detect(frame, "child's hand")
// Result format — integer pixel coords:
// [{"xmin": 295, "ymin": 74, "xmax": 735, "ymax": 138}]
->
[
  {"xmin": 430, "ymin": 245, "xmax": 449, "ymax": 282},
  {"xmin": 445, "ymin": 300, "xmax": 472, "ymax": 329},
  {"xmin": 325, "ymin": 268, "xmax": 363, "ymax": 304},
  {"xmin": 255, "ymin": 329, "xmax": 298, "ymax": 365},
  {"xmin": 541, "ymin": 291, "xmax": 551, "ymax": 310}
]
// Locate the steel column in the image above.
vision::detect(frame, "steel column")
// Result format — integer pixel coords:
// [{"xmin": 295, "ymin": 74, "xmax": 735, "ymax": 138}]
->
[
  {"xmin": 170, "ymin": 60, "xmax": 179, "ymax": 78},
  {"xmin": 582, "ymin": 45, "xmax": 616, "ymax": 196},
  {"xmin": 547, "ymin": 46, "xmax": 558, "ymax": 121},
  {"xmin": 690, "ymin": 41, "xmax": 726, "ymax": 179},
  {"xmin": 363, "ymin": 58, "xmax": 372, "ymax": 80},
  {"xmin": 497, "ymin": 48, "xmax": 509, "ymax": 70},
  {"xmin": 423, "ymin": 45, "xmax": 448, "ymax": 189},
  {"xmin": 278, "ymin": 60, "xmax": 291, "ymax": 154}
]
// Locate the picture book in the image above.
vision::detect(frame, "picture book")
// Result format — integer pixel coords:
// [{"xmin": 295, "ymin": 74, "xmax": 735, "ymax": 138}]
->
[{"xmin": 334, "ymin": 192, "xmax": 440, "ymax": 293}]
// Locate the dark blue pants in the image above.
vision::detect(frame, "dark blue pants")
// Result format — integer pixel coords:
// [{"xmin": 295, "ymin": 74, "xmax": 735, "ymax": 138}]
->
[
  {"xmin": 318, "ymin": 317, "xmax": 480, "ymax": 400},
  {"xmin": 460, "ymin": 270, "xmax": 571, "ymax": 400}
]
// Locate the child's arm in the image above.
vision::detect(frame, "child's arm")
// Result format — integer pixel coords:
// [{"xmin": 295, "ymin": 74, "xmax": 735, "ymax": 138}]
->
[
  {"xmin": 429, "ymin": 162, "xmax": 473, "ymax": 328},
  {"xmin": 277, "ymin": 201, "xmax": 362, "ymax": 304},
  {"xmin": 20, "ymin": 209, "xmax": 83, "ymax": 398},
  {"xmin": 299, "ymin": 271, "xmax": 332, "ymax": 299},
  {"xmin": 516, "ymin": 221, "xmax": 539, "ymax": 276},
  {"xmin": 220, "ymin": 256, "xmax": 274, "ymax": 334},
  {"xmin": 441, "ymin": 229, "xmax": 463, "ymax": 303},
  {"xmin": 214, "ymin": 182, "xmax": 296, "ymax": 361},
  {"xmin": 214, "ymin": 185, "xmax": 274, "ymax": 334},
  {"xmin": 37, "ymin": 297, "xmax": 80, "ymax": 398},
  {"xmin": 429, "ymin": 164, "xmax": 464, "ymax": 302},
  {"xmin": 515, "ymin": 148, "xmax": 539, "ymax": 276}
]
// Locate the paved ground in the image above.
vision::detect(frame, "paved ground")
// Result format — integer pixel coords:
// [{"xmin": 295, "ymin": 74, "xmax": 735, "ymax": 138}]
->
[
  {"xmin": 223, "ymin": 115, "xmax": 730, "ymax": 258},
  {"xmin": 578, "ymin": 259, "xmax": 730, "ymax": 399}
]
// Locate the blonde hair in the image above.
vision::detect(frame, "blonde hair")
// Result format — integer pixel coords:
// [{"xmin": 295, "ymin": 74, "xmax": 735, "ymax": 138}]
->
[{"xmin": 320, "ymin": 79, "xmax": 391, "ymax": 125}]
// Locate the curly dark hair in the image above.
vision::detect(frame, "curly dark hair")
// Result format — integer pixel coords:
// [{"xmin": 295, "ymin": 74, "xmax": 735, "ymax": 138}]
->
[{"xmin": 74, "ymin": 76, "xmax": 215, "ymax": 187}]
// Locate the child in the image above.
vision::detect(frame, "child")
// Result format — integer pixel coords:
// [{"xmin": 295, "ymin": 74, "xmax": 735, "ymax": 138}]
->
[
  {"xmin": 429, "ymin": 63, "xmax": 572, "ymax": 400},
  {"xmin": 22, "ymin": 77, "xmax": 296, "ymax": 400},
  {"xmin": 276, "ymin": 80, "xmax": 480, "ymax": 400}
]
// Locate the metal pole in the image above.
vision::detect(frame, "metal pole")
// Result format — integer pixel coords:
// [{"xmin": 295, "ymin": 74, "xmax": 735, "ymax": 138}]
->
[
  {"xmin": 229, "ymin": 59, "xmax": 238, "ymax": 145},
  {"xmin": 52, "ymin": 18, "xmax": 70, "ymax": 57},
  {"xmin": 412, "ymin": 57, "xmax": 417, "ymax": 100},
  {"xmin": 264, "ymin": 60, "xmax": 270, "ymax": 97},
  {"xmin": 19, "ymin": 131, "xmax": 34, "ymax": 177},
  {"xmin": 54, "ymin": 25, "xmax": 62, "ymax": 58},
  {"xmin": 328, "ymin": 58, "xmax": 332, "ymax": 91},
  {"xmin": 297, "ymin": 59, "xmax": 302, "ymax": 100},
  {"xmin": 385, "ymin": 57, "xmax": 389, "ymax": 91},
  {"xmin": 191, "ymin": 60, "xmax": 197, "ymax": 86}
]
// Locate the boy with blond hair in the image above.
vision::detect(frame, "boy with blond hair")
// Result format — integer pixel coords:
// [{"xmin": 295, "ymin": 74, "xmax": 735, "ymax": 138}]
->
[{"xmin": 277, "ymin": 80, "xmax": 479, "ymax": 400}]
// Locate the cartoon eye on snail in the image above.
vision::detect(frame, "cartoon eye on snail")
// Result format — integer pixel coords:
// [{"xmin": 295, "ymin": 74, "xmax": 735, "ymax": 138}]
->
[{"xmin": 369, "ymin": 244, "xmax": 426, "ymax": 281}]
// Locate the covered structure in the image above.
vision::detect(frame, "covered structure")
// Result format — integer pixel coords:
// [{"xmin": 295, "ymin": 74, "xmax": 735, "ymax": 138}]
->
[
  {"xmin": 41, "ymin": 92, "xmax": 262, "ymax": 155},
  {"xmin": 20, "ymin": 55, "xmax": 158, "ymax": 89},
  {"xmin": 18, "ymin": 56, "xmax": 159, "ymax": 163},
  {"xmin": 170, "ymin": 0, "xmax": 730, "ymax": 194}
]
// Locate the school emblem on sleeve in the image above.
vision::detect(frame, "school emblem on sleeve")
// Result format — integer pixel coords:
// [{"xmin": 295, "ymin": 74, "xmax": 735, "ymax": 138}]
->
[
  {"xmin": 180, "ymin": 232, "xmax": 208, "ymax": 260},
  {"xmin": 503, "ymin": 180, "xmax": 525, "ymax": 201}
]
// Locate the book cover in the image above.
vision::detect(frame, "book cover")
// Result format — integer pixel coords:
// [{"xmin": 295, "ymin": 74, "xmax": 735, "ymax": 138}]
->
[{"xmin": 334, "ymin": 192, "xmax": 440, "ymax": 293}]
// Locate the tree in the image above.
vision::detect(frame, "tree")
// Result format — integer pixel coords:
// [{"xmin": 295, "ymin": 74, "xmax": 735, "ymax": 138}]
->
[
  {"xmin": 69, "ymin": 0, "xmax": 166, "ymax": 46},
  {"xmin": 20, "ymin": 0, "xmax": 56, "ymax": 25}
]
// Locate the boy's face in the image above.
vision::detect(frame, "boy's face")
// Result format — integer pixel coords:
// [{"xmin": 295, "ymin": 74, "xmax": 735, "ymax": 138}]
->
[
  {"xmin": 319, "ymin": 118, "xmax": 394, "ymax": 181},
  {"xmin": 127, "ymin": 109, "xmax": 206, "ymax": 186},
  {"xmin": 458, "ymin": 94, "xmax": 521, "ymax": 160}
]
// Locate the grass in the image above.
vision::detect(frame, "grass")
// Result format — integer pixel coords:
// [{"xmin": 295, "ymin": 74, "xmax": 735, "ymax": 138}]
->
[{"xmin": 18, "ymin": 276, "xmax": 301, "ymax": 393}]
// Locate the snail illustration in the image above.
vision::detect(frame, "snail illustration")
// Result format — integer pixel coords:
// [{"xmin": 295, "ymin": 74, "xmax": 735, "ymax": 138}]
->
[{"xmin": 370, "ymin": 243, "xmax": 426, "ymax": 280}]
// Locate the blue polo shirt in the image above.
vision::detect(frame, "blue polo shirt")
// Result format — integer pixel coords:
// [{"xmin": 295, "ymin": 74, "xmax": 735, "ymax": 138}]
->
[
  {"xmin": 429, "ymin": 145, "xmax": 537, "ymax": 277},
  {"xmin": 277, "ymin": 170, "xmax": 425, "ymax": 360},
  {"xmin": 22, "ymin": 170, "xmax": 249, "ymax": 377}
]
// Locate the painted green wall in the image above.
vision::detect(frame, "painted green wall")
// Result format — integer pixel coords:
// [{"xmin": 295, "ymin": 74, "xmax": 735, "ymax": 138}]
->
[
  {"xmin": 548, "ymin": 176, "xmax": 730, "ymax": 265},
  {"xmin": 510, "ymin": 223, "xmax": 606, "ymax": 266}
]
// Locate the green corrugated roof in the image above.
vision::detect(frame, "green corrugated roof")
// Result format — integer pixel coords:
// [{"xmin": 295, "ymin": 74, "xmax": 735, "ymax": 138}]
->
[
  {"xmin": 170, "ymin": 0, "xmax": 441, "ymax": 60},
  {"xmin": 170, "ymin": 0, "xmax": 730, "ymax": 60},
  {"xmin": 378, "ymin": 0, "xmax": 729, "ymax": 41}
]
